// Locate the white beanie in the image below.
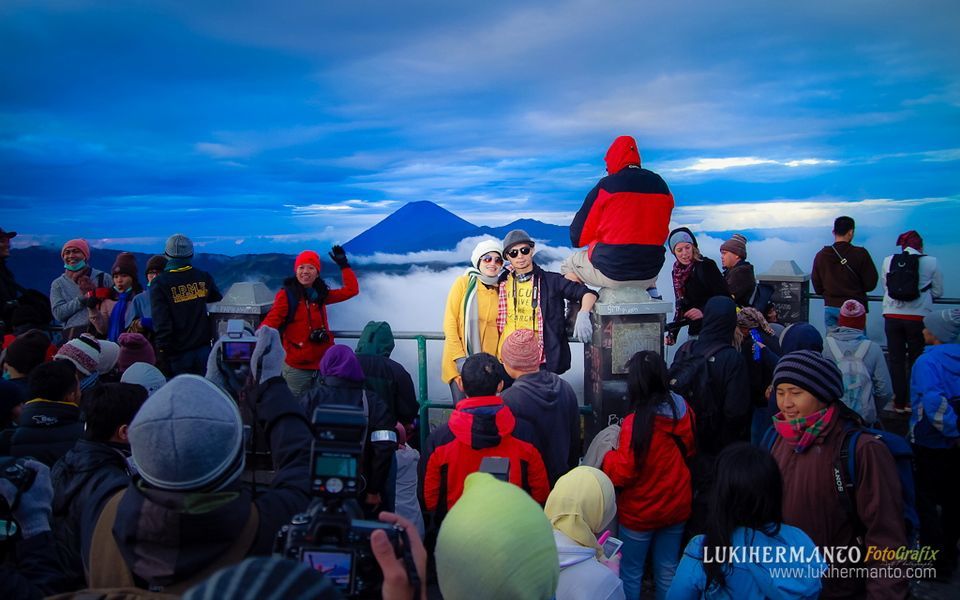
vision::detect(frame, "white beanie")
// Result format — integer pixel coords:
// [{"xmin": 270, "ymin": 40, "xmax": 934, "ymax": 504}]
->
[
  {"xmin": 54, "ymin": 333, "xmax": 101, "ymax": 376},
  {"xmin": 470, "ymin": 239, "xmax": 503, "ymax": 270},
  {"xmin": 97, "ymin": 340, "xmax": 120, "ymax": 374},
  {"xmin": 121, "ymin": 362, "xmax": 168, "ymax": 396}
]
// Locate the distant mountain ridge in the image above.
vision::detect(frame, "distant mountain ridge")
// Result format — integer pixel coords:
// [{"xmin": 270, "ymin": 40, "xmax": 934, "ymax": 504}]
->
[
  {"xmin": 8, "ymin": 202, "xmax": 572, "ymax": 292},
  {"xmin": 344, "ymin": 201, "xmax": 570, "ymax": 254}
]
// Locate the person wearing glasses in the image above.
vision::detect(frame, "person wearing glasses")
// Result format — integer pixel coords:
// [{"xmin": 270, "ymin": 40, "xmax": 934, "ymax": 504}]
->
[
  {"xmin": 565, "ymin": 135, "xmax": 674, "ymax": 297},
  {"xmin": 498, "ymin": 230, "xmax": 598, "ymax": 375},
  {"xmin": 442, "ymin": 239, "xmax": 505, "ymax": 401}
]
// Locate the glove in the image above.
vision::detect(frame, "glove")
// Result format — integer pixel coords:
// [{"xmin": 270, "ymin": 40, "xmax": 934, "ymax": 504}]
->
[
  {"xmin": 454, "ymin": 357, "xmax": 466, "ymax": 373},
  {"xmin": 574, "ymin": 311, "xmax": 593, "ymax": 343},
  {"xmin": 0, "ymin": 459, "xmax": 53, "ymax": 538},
  {"xmin": 79, "ymin": 295, "xmax": 102, "ymax": 309},
  {"xmin": 205, "ymin": 336, "xmax": 228, "ymax": 390},
  {"xmin": 329, "ymin": 245, "xmax": 350, "ymax": 269},
  {"xmin": 77, "ymin": 275, "xmax": 95, "ymax": 295},
  {"xmin": 252, "ymin": 326, "xmax": 285, "ymax": 384}
]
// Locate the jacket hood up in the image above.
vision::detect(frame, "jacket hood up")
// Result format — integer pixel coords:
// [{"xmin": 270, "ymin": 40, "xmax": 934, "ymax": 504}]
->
[
  {"xmin": 319, "ymin": 344, "xmax": 365, "ymax": 382},
  {"xmin": 604, "ymin": 135, "xmax": 641, "ymax": 174},
  {"xmin": 697, "ymin": 296, "xmax": 737, "ymax": 345},
  {"xmin": 508, "ymin": 370, "xmax": 566, "ymax": 409},
  {"xmin": 355, "ymin": 321, "xmax": 395, "ymax": 357},
  {"xmin": 780, "ymin": 323, "xmax": 824, "ymax": 354},
  {"xmin": 448, "ymin": 396, "xmax": 517, "ymax": 450},
  {"xmin": 52, "ymin": 440, "xmax": 131, "ymax": 515}
]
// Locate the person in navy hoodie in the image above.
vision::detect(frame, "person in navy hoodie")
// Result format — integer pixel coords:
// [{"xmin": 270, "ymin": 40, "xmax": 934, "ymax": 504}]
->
[
  {"xmin": 909, "ymin": 308, "xmax": 960, "ymax": 578},
  {"xmin": 667, "ymin": 443, "xmax": 823, "ymax": 600}
]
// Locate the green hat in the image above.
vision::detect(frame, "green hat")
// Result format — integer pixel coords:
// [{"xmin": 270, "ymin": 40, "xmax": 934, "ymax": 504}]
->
[{"xmin": 436, "ymin": 472, "xmax": 559, "ymax": 600}]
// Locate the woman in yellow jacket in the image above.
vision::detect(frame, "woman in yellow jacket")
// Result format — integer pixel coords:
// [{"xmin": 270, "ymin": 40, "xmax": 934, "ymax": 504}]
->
[{"xmin": 442, "ymin": 239, "xmax": 504, "ymax": 401}]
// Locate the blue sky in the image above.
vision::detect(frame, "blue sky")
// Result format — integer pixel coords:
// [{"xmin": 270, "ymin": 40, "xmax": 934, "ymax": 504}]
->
[{"xmin": 2, "ymin": 0, "xmax": 958, "ymax": 257}]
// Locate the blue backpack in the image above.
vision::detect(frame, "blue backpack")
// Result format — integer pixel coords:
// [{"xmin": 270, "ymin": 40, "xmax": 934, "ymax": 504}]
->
[{"xmin": 761, "ymin": 422, "xmax": 920, "ymax": 547}]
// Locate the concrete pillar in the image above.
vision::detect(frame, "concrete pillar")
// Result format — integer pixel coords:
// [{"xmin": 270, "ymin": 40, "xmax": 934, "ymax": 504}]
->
[
  {"xmin": 208, "ymin": 282, "xmax": 275, "ymax": 336},
  {"xmin": 583, "ymin": 287, "xmax": 672, "ymax": 445},
  {"xmin": 757, "ymin": 260, "xmax": 810, "ymax": 324}
]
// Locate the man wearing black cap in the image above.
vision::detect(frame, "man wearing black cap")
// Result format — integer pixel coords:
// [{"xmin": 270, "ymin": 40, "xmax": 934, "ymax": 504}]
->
[
  {"xmin": 498, "ymin": 229, "xmax": 597, "ymax": 375},
  {"xmin": 0, "ymin": 227, "xmax": 25, "ymax": 334},
  {"xmin": 150, "ymin": 233, "xmax": 222, "ymax": 376}
]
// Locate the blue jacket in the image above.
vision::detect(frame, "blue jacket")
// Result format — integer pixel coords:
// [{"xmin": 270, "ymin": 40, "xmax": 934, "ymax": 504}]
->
[
  {"xmin": 909, "ymin": 343, "xmax": 960, "ymax": 449},
  {"xmin": 667, "ymin": 525, "xmax": 823, "ymax": 600}
]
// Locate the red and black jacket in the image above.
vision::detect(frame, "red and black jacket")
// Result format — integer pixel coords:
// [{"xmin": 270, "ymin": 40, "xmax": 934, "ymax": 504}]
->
[
  {"xmin": 420, "ymin": 396, "xmax": 549, "ymax": 519},
  {"xmin": 570, "ymin": 136, "xmax": 674, "ymax": 281}
]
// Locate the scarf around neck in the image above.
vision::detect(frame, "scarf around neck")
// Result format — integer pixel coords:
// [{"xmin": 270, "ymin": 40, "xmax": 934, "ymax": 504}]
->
[
  {"xmin": 671, "ymin": 259, "xmax": 697, "ymax": 321},
  {"xmin": 773, "ymin": 404, "xmax": 836, "ymax": 453},
  {"xmin": 108, "ymin": 289, "xmax": 132, "ymax": 341}
]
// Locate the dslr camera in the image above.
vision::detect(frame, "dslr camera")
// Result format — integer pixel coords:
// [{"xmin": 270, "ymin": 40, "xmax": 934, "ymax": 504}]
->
[
  {"xmin": 275, "ymin": 405, "xmax": 416, "ymax": 597},
  {"xmin": 308, "ymin": 327, "xmax": 329, "ymax": 344}
]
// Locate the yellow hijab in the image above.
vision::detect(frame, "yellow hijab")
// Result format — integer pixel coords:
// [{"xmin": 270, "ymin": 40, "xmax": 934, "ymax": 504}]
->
[{"xmin": 544, "ymin": 466, "xmax": 616, "ymax": 558}]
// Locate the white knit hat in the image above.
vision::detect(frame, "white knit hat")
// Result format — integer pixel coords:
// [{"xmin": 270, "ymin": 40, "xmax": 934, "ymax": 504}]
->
[
  {"xmin": 470, "ymin": 239, "xmax": 503, "ymax": 270},
  {"xmin": 54, "ymin": 333, "xmax": 101, "ymax": 376},
  {"xmin": 97, "ymin": 340, "xmax": 120, "ymax": 374}
]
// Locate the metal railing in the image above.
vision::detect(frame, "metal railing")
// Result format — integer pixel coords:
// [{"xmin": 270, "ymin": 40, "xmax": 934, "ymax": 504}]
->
[{"xmin": 807, "ymin": 293, "xmax": 960, "ymax": 305}]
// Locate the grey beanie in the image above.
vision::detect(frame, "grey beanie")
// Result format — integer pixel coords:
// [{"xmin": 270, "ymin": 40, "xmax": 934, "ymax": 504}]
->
[
  {"xmin": 924, "ymin": 308, "xmax": 960, "ymax": 344},
  {"xmin": 502, "ymin": 229, "xmax": 535, "ymax": 254},
  {"xmin": 128, "ymin": 374, "xmax": 245, "ymax": 491},
  {"xmin": 165, "ymin": 233, "xmax": 194, "ymax": 259},
  {"xmin": 772, "ymin": 350, "xmax": 844, "ymax": 405},
  {"xmin": 120, "ymin": 362, "xmax": 168, "ymax": 396}
]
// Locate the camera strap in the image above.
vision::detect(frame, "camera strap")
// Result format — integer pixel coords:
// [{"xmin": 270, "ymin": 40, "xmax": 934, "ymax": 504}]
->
[{"xmin": 398, "ymin": 527, "xmax": 422, "ymax": 591}]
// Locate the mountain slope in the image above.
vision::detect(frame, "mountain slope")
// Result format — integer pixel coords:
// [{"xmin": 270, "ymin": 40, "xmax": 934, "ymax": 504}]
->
[{"xmin": 344, "ymin": 201, "xmax": 477, "ymax": 254}]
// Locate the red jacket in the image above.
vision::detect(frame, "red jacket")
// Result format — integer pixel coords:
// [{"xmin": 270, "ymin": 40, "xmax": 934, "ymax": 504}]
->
[
  {"xmin": 421, "ymin": 396, "xmax": 549, "ymax": 516},
  {"xmin": 602, "ymin": 394, "xmax": 695, "ymax": 531},
  {"xmin": 260, "ymin": 269, "xmax": 359, "ymax": 370},
  {"xmin": 570, "ymin": 136, "xmax": 674, "ymax": 281}
]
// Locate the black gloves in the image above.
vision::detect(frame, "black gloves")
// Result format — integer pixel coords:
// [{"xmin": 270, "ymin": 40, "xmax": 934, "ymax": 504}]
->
[
  {"xmin": 79, "ymin": 295, "xmax": 102, "ymax": 309},
  {"xmin": 329, "ymin": 245, "xmax": 350, "ymax": 269}
]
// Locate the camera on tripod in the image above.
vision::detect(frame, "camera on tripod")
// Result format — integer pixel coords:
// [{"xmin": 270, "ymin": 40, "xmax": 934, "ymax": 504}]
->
[{"xmin": 275, "ymin": 404, "xmax": 412, "ymax": 597}]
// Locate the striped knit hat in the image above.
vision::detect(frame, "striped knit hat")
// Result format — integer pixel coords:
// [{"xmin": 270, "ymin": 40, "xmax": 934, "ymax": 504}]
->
[
  {"xmin": 54, "ymin": 333, "xmax": 101, "ymax": 376},
  {"xmin": 772, "ymin": 350, "xmax": 844, "ymax": 404}
]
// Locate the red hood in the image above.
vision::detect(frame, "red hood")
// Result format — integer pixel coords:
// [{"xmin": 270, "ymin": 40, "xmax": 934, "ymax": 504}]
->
[
  {"xmin": 448, "ymin": 396, "xmax": 516, "ymax": 450},
  {"xmin": 605, "ymin": 135, "xmax": 641, "ymax": 173}
]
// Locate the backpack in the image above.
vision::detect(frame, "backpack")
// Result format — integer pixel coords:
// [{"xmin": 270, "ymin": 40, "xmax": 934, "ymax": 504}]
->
[
  {"xmin": 825, "ymin": 337, "xmax": 877, "ymax": 425},
  {"xmin": 278, "ymin": 285, "xmax": 299, "ymax": 335},
  {"xmin": 761, "ymin": 423, "xmax": 920, "ymax": 548},
  {"xmin": 886, "ymin": 252, "xmax": 930, "ymax": 302},
  {"xmin": 668, "ymin": 341, "xmax": 729, "ymax": 444}
]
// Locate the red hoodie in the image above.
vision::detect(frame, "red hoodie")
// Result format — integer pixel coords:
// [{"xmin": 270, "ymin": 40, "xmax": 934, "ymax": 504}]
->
[{"xmin": 421, "ymin": 396, "xmax": 549, "ymax": 515}]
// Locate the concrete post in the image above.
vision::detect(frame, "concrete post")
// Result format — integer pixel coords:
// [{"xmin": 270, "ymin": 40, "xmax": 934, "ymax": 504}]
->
[
  {"xmin": 207, "ymin": 282, "xmax": 275, "ymax": 336},
  {"xmin": 757, "ymin": 260, "xmax": 810, "ymax": 324},
  {"xmin": 583, "ymin": 287, "xmax": 672, "ymax": 446}
]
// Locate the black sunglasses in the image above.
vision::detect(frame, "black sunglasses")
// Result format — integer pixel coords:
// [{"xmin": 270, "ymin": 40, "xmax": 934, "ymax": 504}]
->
[{"xmin": 507, "ymin": 246, "xmax": 532, "ymax": 258}]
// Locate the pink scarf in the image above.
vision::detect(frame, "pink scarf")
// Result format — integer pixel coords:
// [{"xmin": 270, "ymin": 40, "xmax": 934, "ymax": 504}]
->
[
  {"xmin": 671, "ymin": 259, "xmax": 697, "ymax": 322},
  {"xmin": 772, "ymin": 405, "xmax": 836, "ymax": 454}
]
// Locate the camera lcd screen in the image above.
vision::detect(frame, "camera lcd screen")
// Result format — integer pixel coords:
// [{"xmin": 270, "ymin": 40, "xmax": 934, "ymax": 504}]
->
[
  {"xmin": 314, "ymin": 455, "xmax": 357, "ymax": 478},
  {"xmin": 301, "ymin": 550, "xmax": 353, "ymax": 588},
  {"xmin": 222, "ymin": 341, "xmax": 255, "ymax": 362}
]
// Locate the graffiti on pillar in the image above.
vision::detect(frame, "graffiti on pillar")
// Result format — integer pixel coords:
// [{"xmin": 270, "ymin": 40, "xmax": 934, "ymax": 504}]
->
[{"xmin": 612, "ymin": 322, "xmax": 661, "ymax": 375}]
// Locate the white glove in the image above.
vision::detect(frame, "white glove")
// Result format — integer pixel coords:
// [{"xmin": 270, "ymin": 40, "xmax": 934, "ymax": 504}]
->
[
  {"xmin": 574, "ymin": 311, "xmax": 593, "ymax": 343},
  {"xmin": 252, "ymin": 326, "xmax": 285, "ymax": 383}
]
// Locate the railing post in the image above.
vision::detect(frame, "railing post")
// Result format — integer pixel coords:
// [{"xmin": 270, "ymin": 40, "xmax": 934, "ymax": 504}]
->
[{"xmin": 416, "ymin": 335, "xmax": 429, "ymax": 450}]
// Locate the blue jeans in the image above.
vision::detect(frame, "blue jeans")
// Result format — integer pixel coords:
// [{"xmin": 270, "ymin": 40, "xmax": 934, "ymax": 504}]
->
[
  {"xmin": 619, "ymin": 521, "xmax": 685, "ymax": 600},
  {"xmin": 824, "ymin": 306, "xmax": 840, "ymax": 330}
]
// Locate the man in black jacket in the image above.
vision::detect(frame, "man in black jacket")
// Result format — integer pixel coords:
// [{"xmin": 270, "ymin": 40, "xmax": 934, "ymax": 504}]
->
[
  {"xmin": 9, "ymin": 360, "xmax": 83, "ymax": 466},
  {"xmin": 82, "ymin": 327, "xmax": 313, "ymax": 592},
  {"xmin": 497, "ymin": 229, "xmax": 598, "ymax": 375},
  {"xmin": 50, "ymin": 382, "xmax": 146, "ymax": 588},
  {"xmin": 355, "ymin": 321, "xmax": 419, "ymax": 429},
  {"xmin": 150, "ymin": 233, "xmax": 223, "ymax": 376}
]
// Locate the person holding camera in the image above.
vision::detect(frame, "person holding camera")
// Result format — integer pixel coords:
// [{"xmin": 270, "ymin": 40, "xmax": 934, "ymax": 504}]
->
[
  {"xmin": 83, "ymin": 326, "xmax": 313, "ymax": 592},
  {"xmin": 50, "ymin": 239, "xmax": 109, "ymax": 342},
  {"xmin": 261, "ymin": 247, "xmax": 359, "ymax": 396},
  {"xmin": 665, "ymin": 227, "xmax": 729, "ymax": 345},
  {"xmin": 0, "ymin": 457, "xmax": 66, "ymax": 598}
]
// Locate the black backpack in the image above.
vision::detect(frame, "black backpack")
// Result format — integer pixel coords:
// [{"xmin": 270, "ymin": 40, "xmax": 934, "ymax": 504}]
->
[
  {"xmin": 886, "ymin": 252, "xmax": 930, "ymax": 302},
  {"xmin": 668, "ymin": 340, "xmax": 729, "ymax": 444}
]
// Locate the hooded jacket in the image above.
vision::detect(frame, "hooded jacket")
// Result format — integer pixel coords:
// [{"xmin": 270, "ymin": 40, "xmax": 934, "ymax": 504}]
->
[
  {"xmin": 779, "ymin": 323, "xmax": 824, "ymax": 355},
  {"xmin": 9, "ymin": 399, "xmax": 83, "ymax": 466},
  {"xmin": 260, "ymin": 269, "xmax": 359, "ymax": 370},
  {"xmin": 501, "ymin": 369, "xmax": 580, "ymax": 485},
  {"xmin": 771, "ymin": 415, "xmax": 908, "ymax": 599},
  {"xmin": 553, "ymin": 530, "xmax": 625, "ymax": 600},
  {"xmin": 602, "ymin": 392, "xmax": 696, "ymax": 531},
  {"xmin": 684, "ymin": 297, "xmax": 751, "ymax": 454},
  {"xmin": 84, "ymin": 377, "xmax": 312, "ymax": 590},
  {"xmin": 811, "ymin": 241, "xmax": 879, "ymax": 310},
  {"xmin": 667, "ymin": 525, "xmax": 823, "ymax": 600},
  {"xmin": 909, "ymin": 343, "xmax": 960, "ymax": 449},
  {"xmin": 300, "ymin": 345, "xmax": 397, "ymax": 496},
  {"xmin": 723, "ymin": 260, "xmax": 756, "ymax": 307},
  {"xmin": 355, "ymin": 321, "xmax": 419, "ymax": 425},
  {"xmin": 51, "ymin": 439, "xmax": 133, "ymax": 587},
  {"xmin": 421, "ymin": 396, "xmax": 549, "ymax": 517},
  {"xmin": 570, "ymin": 136, "xmax": 674, "ymax": 281}
]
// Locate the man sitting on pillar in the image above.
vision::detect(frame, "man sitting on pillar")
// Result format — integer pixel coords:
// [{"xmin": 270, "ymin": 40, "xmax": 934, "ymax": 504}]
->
[{"xmin": 563, "ymin": 135, "xmax": 674, "ymax": 296}]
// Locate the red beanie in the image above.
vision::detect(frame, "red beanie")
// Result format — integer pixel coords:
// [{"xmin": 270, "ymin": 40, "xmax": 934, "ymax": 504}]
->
[
  {"xmin": 294, "ymin": 251, "xmax": 321, "ymax": 272},
  {"xmin": 838, "ymin": 299, "xmax": 867, "ymax": 330},
  {"xmin": 62, "ymin": 239, "xmax": 90, "ymax": 260},
  {"xmin": 896, "ymin": 230, "xmax": 923, "ymax": 252},
  {"xmin": 501, "ymin": 329, "xmax": 543, "ymax": 371}
]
